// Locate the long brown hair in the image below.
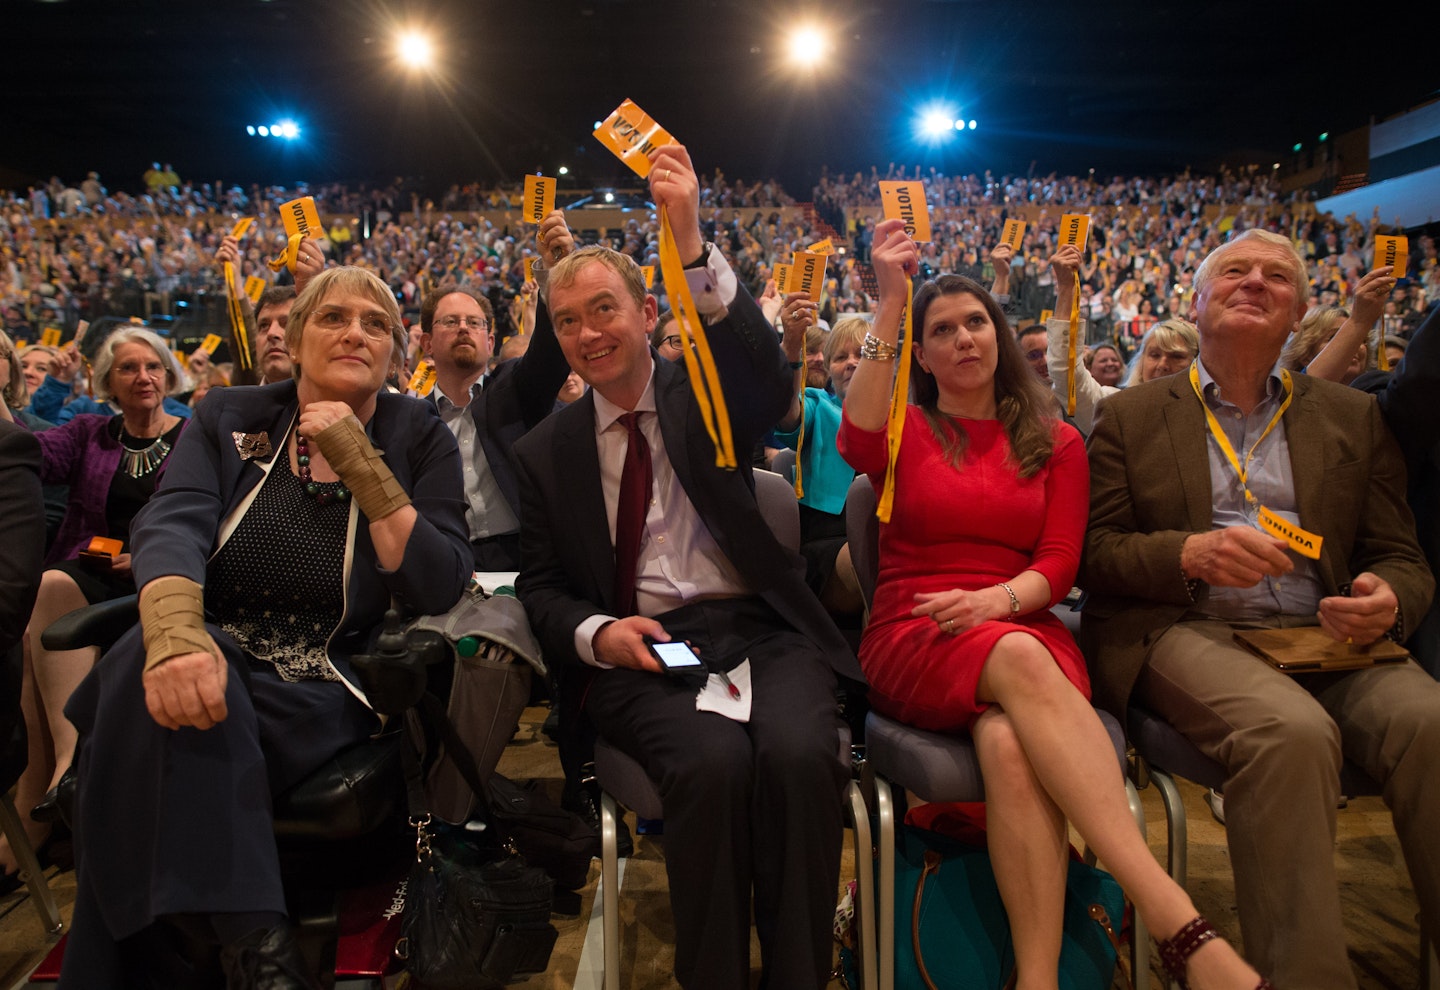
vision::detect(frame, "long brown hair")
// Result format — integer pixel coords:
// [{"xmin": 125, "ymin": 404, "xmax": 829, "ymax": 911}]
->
[{"xmin": 910, "ymin": 275, "xmax": 1056, "ymax": 478}]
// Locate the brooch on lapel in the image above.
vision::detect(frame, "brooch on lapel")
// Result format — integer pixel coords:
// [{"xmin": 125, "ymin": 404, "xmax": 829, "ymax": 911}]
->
[{"xmin": 232, "ymin": 431, "xmax": 274, "ymax": 462}]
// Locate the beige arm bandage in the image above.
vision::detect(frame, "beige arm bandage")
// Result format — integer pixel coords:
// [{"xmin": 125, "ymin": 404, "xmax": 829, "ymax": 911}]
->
[
  {"xmin": 312, "ymin": 415, "xmax": 412, "ymax": 522},
  {"xmin": 139, "ymin": 576, "xmax": 218, "ymax": 672}
]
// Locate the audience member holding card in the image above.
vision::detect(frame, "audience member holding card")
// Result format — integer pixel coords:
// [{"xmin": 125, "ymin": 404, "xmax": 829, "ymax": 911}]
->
[
  {"xmin": 839, "ymin": 215, "xmax": 1269, "ymax": 990},
  {"xmin": 516, "ymin": 137, "xmax": 860, "ymax": 990},
  {"xmin": 418, "ymin": 208, "xmax": 574, "ymax": 571},
  {"xmin": 1043, "ymin": 243, "xmax": 1198, "ymax": 433}
]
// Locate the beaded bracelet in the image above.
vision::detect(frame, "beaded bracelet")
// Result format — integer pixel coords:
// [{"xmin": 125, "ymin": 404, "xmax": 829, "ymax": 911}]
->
[{"xmin": 860, "ymin": 332, "xmax": 899, "ymax": 361}]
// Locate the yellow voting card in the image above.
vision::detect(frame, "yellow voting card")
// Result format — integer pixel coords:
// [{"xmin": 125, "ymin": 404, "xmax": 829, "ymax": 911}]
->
[
  {"xmin": 279, "ymin": 197, "xmax": 322, "ymax": 239},
  {"xmin": 1374, "ymin": 235, "xmax": 1408, "ymax": 278},
  {"xmin": 1001, "ymin": 219, "xmax": 1026, "ymax": 251},
  {"xmin": 594, "ymin": 99, "xmax": 674, "ymax": 179},
  {"xmin": 879, "ymin": 181, "xmax": 932, "ymax": 242},
  {"xmin": 1058, "ymin": 214, "xmax": 1090, "ymax": 249},
  {"xmin": 523, "ymin": 175, "xmax": 556, "ymax": 224},
  {"xmin": 788, "ymin": 252, "xmax": 826, "ymax": 298}
]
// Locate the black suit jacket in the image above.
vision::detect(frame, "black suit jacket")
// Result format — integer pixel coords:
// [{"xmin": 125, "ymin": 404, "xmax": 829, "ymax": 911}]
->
[
  {"xmin": 435, "ymin": 301, "xmax": 571, "ymax": 521},
  {"xmin": 514, "ymin": 279, "xmax": 861, "ymax": 684}
]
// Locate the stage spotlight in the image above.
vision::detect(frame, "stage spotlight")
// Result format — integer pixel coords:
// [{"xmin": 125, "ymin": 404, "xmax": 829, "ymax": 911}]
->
[
  {"xmin": 786, "ymin": 26, "xmax": 830, "ymax": 67},
  {"xmin": 920, "ymin": 108, "xmax": 953, "ymax": 138},
  {"xmin": 396, "ymin": 29, "xmax": 435, "ymax": 71}
]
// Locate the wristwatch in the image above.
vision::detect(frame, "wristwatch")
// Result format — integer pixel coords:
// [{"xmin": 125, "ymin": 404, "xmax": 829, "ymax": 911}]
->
[{"xmin": 683, "ymin": 242, "xmax": 714, "ymax": 270}]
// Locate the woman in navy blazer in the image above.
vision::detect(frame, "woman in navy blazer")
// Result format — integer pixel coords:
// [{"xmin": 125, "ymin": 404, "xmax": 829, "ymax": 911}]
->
[{"xmin": 59, "ymin": 267, "xmax": 470, "ymax": 988}]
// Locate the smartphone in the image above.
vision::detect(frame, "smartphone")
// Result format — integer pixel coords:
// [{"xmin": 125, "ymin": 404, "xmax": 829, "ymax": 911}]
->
[{"xmin": 645, "ymin": 638, "xmax": 704, "ymax": 674}]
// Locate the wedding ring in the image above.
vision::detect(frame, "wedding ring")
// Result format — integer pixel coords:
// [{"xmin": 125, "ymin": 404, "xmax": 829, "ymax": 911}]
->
[
  {"xmin": 663, "ymin": 169, "xmax": 671, "ymax": 181},
  {"xmin": 943, "ymin": 619, "xmax": 953, "ymax": 632}
]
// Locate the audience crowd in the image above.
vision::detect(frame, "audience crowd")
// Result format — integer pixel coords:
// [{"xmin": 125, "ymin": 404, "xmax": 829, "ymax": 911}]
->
[{"xmin": 1, "ymin": 154, "xmax": 1436, "ymax": 990}]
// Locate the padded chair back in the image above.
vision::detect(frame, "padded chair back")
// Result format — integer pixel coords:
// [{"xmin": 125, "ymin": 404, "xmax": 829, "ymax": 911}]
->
[
  {"xmin": 844, "ymin": 475, "xmax": 880, "ymax": 608},
  {"xmin": 770, "ymin": 447, "xmax": 797, "ymax": 484},
  {"xmin": 754, "ymin": 469, "xmax": 801, "ymax": 551}
]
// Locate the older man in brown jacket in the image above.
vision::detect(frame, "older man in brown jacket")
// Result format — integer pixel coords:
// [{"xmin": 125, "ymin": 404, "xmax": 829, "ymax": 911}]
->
[{"xmin": 1081, "ymin": 229, "xmax": 1438, "ymax": 989}]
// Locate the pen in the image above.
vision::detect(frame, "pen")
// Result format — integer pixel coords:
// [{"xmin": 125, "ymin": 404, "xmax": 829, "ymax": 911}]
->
[{"xmin": 717, "ymin": 670, "xmax": 741, "ymax": 701}]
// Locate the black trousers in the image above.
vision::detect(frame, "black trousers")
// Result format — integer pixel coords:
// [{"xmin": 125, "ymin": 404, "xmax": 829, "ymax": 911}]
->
[
  {"xmin": 584, "ymin": 598, "xmax": 845, "ymax": 990},
  {"xmin": 59, "ymin": 623, "xmax": 378, "ymax": 988}
]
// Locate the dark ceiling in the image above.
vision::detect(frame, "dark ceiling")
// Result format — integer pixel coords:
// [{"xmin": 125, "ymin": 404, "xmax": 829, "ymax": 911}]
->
[{"xmin": 4, "ymin": 0, "xmax": 1436, "ymax": 197}]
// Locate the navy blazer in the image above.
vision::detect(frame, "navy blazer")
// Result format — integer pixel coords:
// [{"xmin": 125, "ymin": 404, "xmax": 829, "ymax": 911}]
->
[
  {"xmin": 432, "ymin": 297, "xmax": 571, "ymax": 521},
  {"xmin": 129, "ymin": 380, "xmax": 471, "ymax": 689},
  {"xmin": 514, "ymin": 278, "xmax": 862, "ymax": 684}
]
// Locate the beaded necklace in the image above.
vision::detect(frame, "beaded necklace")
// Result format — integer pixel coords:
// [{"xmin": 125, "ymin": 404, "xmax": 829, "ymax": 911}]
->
[{"xmin": 295, "ymin": 432, "xmax": 351, "ymax": 506}]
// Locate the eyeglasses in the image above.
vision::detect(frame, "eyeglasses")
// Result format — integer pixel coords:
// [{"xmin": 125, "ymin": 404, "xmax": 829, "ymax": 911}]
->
[
  {"xmin": 114, "ymin": 360, "xmax": 167, "ymax": 380},
  {"xmin": 311, "ymin": 308, "xmax": 392, "ymax": 340},
  {"xmin": 436, "ymin": 315, "xmax": 489, "ymax": 332},
  {"xmin": 660, "ymin": 335, "xmax": 683, "ymax": 350}
]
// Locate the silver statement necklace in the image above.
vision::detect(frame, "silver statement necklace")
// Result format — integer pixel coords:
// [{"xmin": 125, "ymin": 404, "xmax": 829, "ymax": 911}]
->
[{"xmin": 119, "ymin": 425, "xmax": 172, "ymax": 478}]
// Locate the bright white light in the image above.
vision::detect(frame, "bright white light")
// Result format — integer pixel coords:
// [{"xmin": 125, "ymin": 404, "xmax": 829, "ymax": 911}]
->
[
  {"xmin": 786, "ymin": 26, "xmax": 829, "ymax": 67},
  {"xmin": 593, "ymin": 121, "xmax": 602, "ymax": 130},
  {"xmin": 604, "ymin": 192, "xmax": 615, "ymax": 203},
  {"xmin": 246, "ymin": 125, "xmax": 256, "ymax": 136},
  {"xmin": 271, "ymin": 123, "xmax": 284, "ymax": 136},
  {"xmin": 558, "ymin": 166, "xmax": 570, "ymax": 176},
  {"xmin": 920, "ymin": 110, "xmax": 953, "ymax": 138},
  {"xmin": 397, "ymin": 30, "xmax": 434, "ymax": 65},
  {"xmin": 257, "ymin": 125, "xmax": 270, "ymax": 137},
  {"xmin": 277, "ymin": 120, "xmax": 300, "ymax": 140},
  {"xmin": 968, "ymin": 119, "xmax": 977, "ymax": 130},
  {"xmin": 954, "ymin": 119, "xmax": 964, "ymax": 130}
]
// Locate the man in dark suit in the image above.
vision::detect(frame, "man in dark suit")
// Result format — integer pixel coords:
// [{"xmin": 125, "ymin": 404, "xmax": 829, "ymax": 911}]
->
[
  {"xmin": 1081, "ymin": 228, "xmax": 1438, "ymax": 989},
  {"xmin": 418, "ymin": 214, "xmax": 573, "ymax": 571},
  {"xmin": 514, "ymin": 144, "xmax": 861, "ymax": 990}
]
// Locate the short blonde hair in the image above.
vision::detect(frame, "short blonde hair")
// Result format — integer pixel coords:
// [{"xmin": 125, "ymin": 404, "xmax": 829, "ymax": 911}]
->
[
  {"xmin": 285, "ymin": 267, "xmax": 405, "ymax": 381},
  {"xmin": 92, "ymin": 327, "xmax": 183, "ymax": 402},
  {"xmin": 1281, "ymin": 306, "xmax": 1352, "ymax": 372},
  {"xmin": 545, "ymin": 246, "xmax": 648, "ymax": 311}
]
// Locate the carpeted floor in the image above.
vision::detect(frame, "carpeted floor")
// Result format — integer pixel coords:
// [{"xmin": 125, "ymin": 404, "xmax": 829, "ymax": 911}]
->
[{"xmin": 0, "ymin": 705, "xmax": 1427, "ymax": 989}]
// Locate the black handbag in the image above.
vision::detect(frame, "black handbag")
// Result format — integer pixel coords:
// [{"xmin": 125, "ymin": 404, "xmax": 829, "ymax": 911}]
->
[
  {"xmin": 392, "ymin": 699, "xmax": 558, "ymax": 988},
  {"xmin": 395, "ymin": 813, "xmax": 558, "ymax": 990}
]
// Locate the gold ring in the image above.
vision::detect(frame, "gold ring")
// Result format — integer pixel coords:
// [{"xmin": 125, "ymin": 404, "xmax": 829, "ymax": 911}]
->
[
  {"xmin": 664, "ymin": 169, "xmax": 671, "ymax": 181},
  {"xmin": 943, "ymin": 619, "xmax": 953, "ymax": 632}
]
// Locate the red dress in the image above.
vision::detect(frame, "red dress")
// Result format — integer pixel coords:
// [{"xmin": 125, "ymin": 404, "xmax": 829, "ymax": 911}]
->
[{"xmin": 838, "ymin": 406, "xmax": 1090, "ymax": 731}]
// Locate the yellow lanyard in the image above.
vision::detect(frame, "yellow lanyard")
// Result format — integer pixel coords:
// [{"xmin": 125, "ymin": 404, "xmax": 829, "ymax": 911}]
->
[
  {"xmin": 877, "ymin": 281, "xmax": 914, "ymax": 523},
  {"xmin": 1188, "ymin": 362, "xmax": 1323, "ymax": 559},
  {"xmin": 657, "ymin": 207, "xmax": 735, "ymax": 469},
  {"xmin": 1187, "ymin": 361, "xmax": 1291, "ymax": 502}
]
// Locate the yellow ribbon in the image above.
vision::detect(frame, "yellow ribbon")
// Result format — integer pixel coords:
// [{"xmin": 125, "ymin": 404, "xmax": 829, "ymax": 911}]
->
[
  {"xmin": 267, "ymin": 232, "xmax": 304, "ymax": 274},
  {"xmin": 225, "ymin": 218, "xmax": 254, "ymax": 371},
  {"xmin": 1067, "ymin": 281, "xmax": 1079, "ymax": 416},
  {"xmin": 657, "ymin": 206, "xmax": 735, "ymax": 469},
  {"xmin": 1188, "ymin": 362, "xmax": 1323, "ymax": 560},
  {"xmin": 792, "ymin": 396, "xmax": 806, "ymax": 498},
  {"xmin": 877, "ymin": 282, "xmax": 914, "ymax": 523}
]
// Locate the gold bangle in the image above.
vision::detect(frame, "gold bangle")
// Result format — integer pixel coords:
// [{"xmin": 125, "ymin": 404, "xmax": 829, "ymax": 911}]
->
[{"xmin": 860, "ymin": 332, "xmax": 898, "ymax": 361}]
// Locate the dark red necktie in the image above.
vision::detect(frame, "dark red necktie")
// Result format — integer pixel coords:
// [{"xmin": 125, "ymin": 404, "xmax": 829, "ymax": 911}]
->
[{"xmin": 612, "ymin": 411, "xmax": 652, "ymax": 617}]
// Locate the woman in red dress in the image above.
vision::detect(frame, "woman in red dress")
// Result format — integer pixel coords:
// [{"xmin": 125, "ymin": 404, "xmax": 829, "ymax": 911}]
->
[{"xmin": 838, "ymin": 218, "xmax": 1270, "ymax": 990}]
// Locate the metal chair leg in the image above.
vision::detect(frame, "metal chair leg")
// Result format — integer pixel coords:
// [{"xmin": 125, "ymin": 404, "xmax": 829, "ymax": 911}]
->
[
  {"xmin": 846, "ymin": 780, "xmax": 877, "ymax": 990},
  {"xmin": 0, "ymin": 793, "xmax": 61, "ymax": 936},
  {"xmin": 599, "ymin": 791, "xmax": 620, "ymax": 990},
  {"xmin": 874, "ymin": 778, "xmax": 896, "ymax": 990},
  {"xmin": 1126, "ymin": 778, "xmax": 1150, "ymax": 990},
  {"xmin": 1149, "ymin": 768, "xmax": 1187, "ymax": 889}
]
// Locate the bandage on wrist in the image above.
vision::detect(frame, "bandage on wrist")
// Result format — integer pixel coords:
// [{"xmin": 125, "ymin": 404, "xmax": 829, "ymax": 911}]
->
[
  {"xmin": 140, "ymin": 576, "xmax": 216, "ymax": 672},
  {"xmin": 312, "ymin": 415, "xmax": 412, "ymax": 522}
]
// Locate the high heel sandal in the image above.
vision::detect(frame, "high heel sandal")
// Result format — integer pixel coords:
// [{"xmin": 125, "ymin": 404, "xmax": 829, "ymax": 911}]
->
[{"xmin": 1157, "ymin": 916, "xmax": 1275, "ymax": 990}]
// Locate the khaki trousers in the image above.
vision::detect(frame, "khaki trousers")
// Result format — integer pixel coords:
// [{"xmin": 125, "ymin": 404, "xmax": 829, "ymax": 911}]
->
[{"xmin": 1138, "ymin": 618, "xmax": 1440, "ymax": 990}]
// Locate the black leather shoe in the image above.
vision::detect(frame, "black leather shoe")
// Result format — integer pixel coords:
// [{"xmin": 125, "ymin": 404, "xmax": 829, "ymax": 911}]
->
[
  {"xmin": 219, "ymin": 918, "xmax": 318, "ymax": 990},
  {"xmin": 30, "ymin": 787, "xmax": 60, "ymax": 824}
]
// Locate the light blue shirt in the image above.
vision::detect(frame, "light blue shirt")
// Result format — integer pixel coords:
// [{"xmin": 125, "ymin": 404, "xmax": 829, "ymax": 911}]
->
[{"xmin": 1193, "ymin": 358, "xmax": 1323, "ymax": 620}]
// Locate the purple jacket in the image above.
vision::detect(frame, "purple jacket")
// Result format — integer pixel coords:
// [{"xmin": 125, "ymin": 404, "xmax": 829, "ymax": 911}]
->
[{"xmin": 35, "ymin": 414, "xmax": 183, "ymax": 566}]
